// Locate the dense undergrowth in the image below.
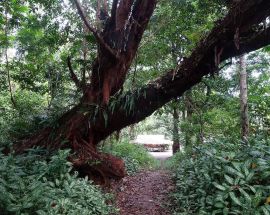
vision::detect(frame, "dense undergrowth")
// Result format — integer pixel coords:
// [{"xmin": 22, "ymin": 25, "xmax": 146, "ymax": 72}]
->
[
  {"xmin": 0, "ymin": 139, "xmax": 157, "ymax": 214},
  {"xmin": 0, "ymin": 149, "xmax": 116, "ymax": 215},
  {"xmin": 101, "ymin": 140, "xmax": 158, "ymax": 175},
  {"xmin": 168, "ymin": 138, "xmax": 270, "ymax": 215}
]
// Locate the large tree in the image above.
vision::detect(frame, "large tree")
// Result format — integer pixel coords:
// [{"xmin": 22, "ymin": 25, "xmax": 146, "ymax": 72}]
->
[{"xmin": 13, "ymin": 0, "xmax": 270, "ymax": 179}]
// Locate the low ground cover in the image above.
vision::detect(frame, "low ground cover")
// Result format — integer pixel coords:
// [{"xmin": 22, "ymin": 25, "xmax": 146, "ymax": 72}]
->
[{"xmin": 168, "ymin": 138, "xmax": 270, "ymax": 214}]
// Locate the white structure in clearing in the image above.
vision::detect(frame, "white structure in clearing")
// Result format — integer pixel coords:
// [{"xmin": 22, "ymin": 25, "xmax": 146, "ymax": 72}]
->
[
  {"xmin": 133, "ymin": 134, "xmax": 172, "ymax": 145},
  {"xmin": 133, "ymin": 135, "xmax": 172, "ymax": 152}
]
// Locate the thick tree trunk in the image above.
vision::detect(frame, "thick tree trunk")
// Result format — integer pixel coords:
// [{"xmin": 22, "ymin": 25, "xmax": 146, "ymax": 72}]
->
[
  {"xmin": 15, "ymin": 0, "xmax": 157, "ymax": 181},
  {"xmin": 13, "ymin": 0, "xmax": 270, "ymax": 180},
  {"xmin": 239, "ymin": 54, "xmax": 249, "ymax": 142}
]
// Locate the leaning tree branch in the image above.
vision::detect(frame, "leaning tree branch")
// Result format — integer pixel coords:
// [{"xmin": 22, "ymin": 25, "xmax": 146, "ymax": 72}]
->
[
  {"xmin": 67, "ymin": 56, "xmax": 82, "ymax": 89},
  {"xmin": 124, "ymin": 0, "xmax": 157, "ymax": 52},
  {"xmin": 11, "ymin": 0, "xmax": 270, "ymax": 180},
  {"xmin": 73, "ymin": 0, "xmax": 119, "ymax": 58},
  {"xmin": 103, "ymin": 27, "xmax": 270, "ymax": 141},
  {"xmin": 94, "ymin": 0, "xmax": 270, "ymax": 142}
]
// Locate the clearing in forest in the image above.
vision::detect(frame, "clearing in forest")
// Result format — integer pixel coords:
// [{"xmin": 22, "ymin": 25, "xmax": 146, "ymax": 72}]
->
[{"xmin": 115, "ymin": 170, "xmax": 174, "ymax": 215}]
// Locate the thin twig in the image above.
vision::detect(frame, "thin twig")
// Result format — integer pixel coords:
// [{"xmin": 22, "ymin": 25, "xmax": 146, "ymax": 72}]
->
[{"xmin": 67, "ymin": 56, "xmax": 82, "ymax": 89}]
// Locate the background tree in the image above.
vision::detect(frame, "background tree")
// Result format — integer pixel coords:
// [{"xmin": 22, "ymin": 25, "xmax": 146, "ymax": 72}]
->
[{"xmin": 239, "ymin": 54, "xmax": 249, "ymax": 142}]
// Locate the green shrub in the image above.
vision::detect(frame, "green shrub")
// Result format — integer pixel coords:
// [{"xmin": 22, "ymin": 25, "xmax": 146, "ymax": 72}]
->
[
  {"xmin": 102, "ymin": 140, "xmax": 158, "ymax": 175},
  {"xmin": 164, "ymin": 147, "xmax": 192, "ymax": 170},
  {"xmin": 172, "ymin": 138, "xmax": 270, "ymax": 215},
  {"xmin": 0, "ymin": 149, "xmax": 116, "ymax": 215},
  {"xmin": 0, "ymin": 90, "xmax": 48, "ymax": 147}
]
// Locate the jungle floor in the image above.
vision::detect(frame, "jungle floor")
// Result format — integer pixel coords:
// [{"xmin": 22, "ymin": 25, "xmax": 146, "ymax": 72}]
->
[{"xmin": 113, "ymin": 169, "xmax": 174, "ymax": 215}]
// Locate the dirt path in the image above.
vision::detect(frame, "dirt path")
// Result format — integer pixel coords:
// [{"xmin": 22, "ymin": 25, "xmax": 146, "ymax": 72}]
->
[{"xmin": 115, "ymin": 170, "xmax": 174, "ymax": 215}]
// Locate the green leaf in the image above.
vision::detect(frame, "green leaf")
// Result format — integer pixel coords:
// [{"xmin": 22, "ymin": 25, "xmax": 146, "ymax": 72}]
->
[
  {"xmin": 225, "ymin": 166, "xmax": 245, "ymax": 178},
  {"xmin": 213, "ymin": 182, "xmax": 226, "ymax": 191},
  {"xmin": 239, "ymin": 188, "xmax": 251, "ymax": 202},
  {"xmin": 229, "ymin": 192, "xmax": 242, "ymax": 206},
  {"xmin": 232, "ymin": 162, "xmax": 241, "ymax": 172},
  {"xmin": 103, "ymin": 111, "xmax": 108, "ymax": 127},
  {"xmin": 243, "ymin": 160, "xmax": 251, "ymax": 177},
  {"xmin": 262, "ymin": 206, "xmax": 270, "ymax": 215},
  {"xmin": 224, "ymin": 174, "xmax": 234, "ymax": 185},
  {"xmin": 223, "ymin": 207, "xmax": 229, "ymax": 215},
  {"xmin": 254, "ymin": 190, "xmax": 262, "ymax": 206},
  {"xmin": 246, "ymin": 171, "xmax": 255, "ymax": 181},
  {"xmin": 246, "ymin": 185, "xmax": 256, "ymax": 193},
  {"xmin": 214, "ymin": 202, "xmax": 224, "ymax": 208},
  {"xmin": 16, "ymin": 5, "xmax": 29, "ymax": 13}
]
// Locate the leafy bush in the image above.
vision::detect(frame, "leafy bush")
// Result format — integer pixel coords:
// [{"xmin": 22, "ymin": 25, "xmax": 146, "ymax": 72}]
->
[
  {"xmin": 0, "ymin": 149, "xmax": 116, "ymax": 215},
  {"xmin": 102, "ymin": 140, "xmax": 158, "ymax": 175},
  {"xmin": 164, "ymin": 147, "xmax": 192, "ymax": 170},
  {"xmin": 172, "ymin": 138, "xmax": 270, "ymax": 215},
  {"xmin": 0, "ymin": 89, "xmax": 73, "ymax": 148},
  {"xmin": 0, "ymin": 90, "xmax": 48, "ymax": 147}
]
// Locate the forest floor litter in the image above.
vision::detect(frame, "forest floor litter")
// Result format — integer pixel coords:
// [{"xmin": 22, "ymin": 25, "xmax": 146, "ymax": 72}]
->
[{"xmin": 113, "ymin": 170, "xmax": 174, "ymax": 215}]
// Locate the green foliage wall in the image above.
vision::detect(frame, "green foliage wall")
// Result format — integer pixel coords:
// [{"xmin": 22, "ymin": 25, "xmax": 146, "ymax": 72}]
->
[
  {"xmin": 101, "ymin": 140, "xmax": 158, "ymax": 175},
  {"xmin": 0, "ymin": 149, "xmax": 115, "ymax": 215},
  {"xmin": 171, "ymin": 138, "xmax": 270, "ymax": 215}
]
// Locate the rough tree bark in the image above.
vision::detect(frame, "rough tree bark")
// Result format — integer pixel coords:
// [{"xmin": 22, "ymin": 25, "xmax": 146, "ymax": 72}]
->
[
  {"xmin": 172, "ymin": 105, "xmax": 180, "ymax": 154},
  {"xmin": 15, "ymin": 0, "xmax": 157, "ymax": 180},
  {"xmin": 14, "ymin": 0, "xmax": 270, "ymax": 180},
  {"xmin": 184, "ymin": 92, "xmax": 193, "ymax": 146},
  {"xmin": 239, "ymin": 54, "xmax": 249, "ymax": 142}
]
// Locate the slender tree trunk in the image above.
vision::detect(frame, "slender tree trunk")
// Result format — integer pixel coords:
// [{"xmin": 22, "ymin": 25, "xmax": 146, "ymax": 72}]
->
[
  {"xmin": 5, "ymin": 1, "xmax": 16, "ymax": 108},
  {"xmin": 172, "ymin": 105, "xmax": 180, "ymax": 154},
  {"xmin": 184, "ymin": 92, "xmax": 193, "ymax": 147},
  {"xmin": 171, "ymin": 42, "xmax": 181, "ymax": 153},
  {"xmin": 198, "ymin": 114, "xmax": 204, "ymax": 144},
  {"xmin": 239, "ymin": 54, "xmax": 249, "ymax": 142}
]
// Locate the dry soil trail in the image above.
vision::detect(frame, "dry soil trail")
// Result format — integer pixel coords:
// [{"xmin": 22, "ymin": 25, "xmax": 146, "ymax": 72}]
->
[{"xmin": 115, "ymin": 170, "xmax": 174, "ymax": 215}]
